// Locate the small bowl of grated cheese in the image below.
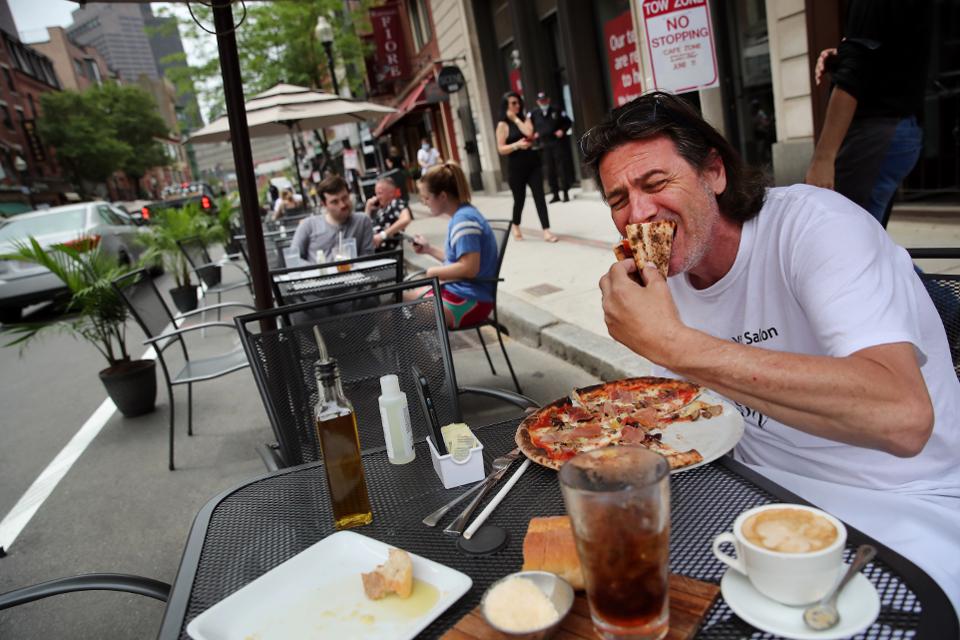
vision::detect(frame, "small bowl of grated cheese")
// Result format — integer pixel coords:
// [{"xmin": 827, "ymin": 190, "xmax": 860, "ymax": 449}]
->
[{"xmin": 480, "ymin": 571, "xmax": 574, "ymax": 638}]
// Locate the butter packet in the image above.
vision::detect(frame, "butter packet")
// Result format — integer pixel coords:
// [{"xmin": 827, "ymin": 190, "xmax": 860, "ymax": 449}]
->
[{"xmin": 441, "ymin": 422, "xmax": 477, "ymax": 461}]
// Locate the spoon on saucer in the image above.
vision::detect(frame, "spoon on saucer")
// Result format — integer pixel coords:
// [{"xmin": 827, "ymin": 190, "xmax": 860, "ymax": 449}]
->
[{"xmin": 803, "ymin": 544, "xmax": 877, "ymax": 631}]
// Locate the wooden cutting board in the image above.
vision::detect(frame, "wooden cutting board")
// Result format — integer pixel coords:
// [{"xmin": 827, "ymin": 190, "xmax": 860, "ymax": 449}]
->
[{"xmin": 442, "ymin": 574, "xmax": 719, "ymax": 640}]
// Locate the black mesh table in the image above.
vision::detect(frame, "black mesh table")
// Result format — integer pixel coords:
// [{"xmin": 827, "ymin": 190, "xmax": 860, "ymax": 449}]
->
[{"xmin": 157, "ymin": 419, "xmax": 956, "ymax": 639}]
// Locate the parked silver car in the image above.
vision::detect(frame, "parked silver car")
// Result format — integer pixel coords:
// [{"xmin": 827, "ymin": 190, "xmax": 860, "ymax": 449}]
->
[{"xmin": 0, "ymin": 202, "xmax": 147, "ymax": 323}]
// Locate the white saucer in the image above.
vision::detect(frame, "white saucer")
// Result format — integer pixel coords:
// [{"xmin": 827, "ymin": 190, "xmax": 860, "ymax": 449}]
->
[{"xmin": 720, "ymin": 570, "xmax": 880, "ymax": 640}]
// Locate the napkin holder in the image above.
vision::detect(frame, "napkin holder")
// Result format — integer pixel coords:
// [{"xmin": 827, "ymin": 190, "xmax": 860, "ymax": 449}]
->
[{"xmin": 427, "ymin": 436, "xmax": 484, "ymax": 489}]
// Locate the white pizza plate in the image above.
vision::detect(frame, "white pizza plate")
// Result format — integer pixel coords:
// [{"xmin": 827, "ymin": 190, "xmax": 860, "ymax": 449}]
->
[
  {"xmin": 186, "ymin": 531, "xmax": 472, "ymax": 640},
  {"xmin": 659, "ymin": 393, "xmax": 745, "ymax": 473}
]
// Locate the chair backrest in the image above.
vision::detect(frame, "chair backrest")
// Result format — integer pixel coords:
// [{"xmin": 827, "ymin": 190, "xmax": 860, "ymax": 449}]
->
[
  {"xmin": 235, "ymin": 279, "xmax": 461, "ymax": 467},
  {"xmin": 178, "ymin": 237, "xmax": 212, "ymax": 272},
  {"xmin": 909, "ymin": 248, "xmax": 960, "ymax": 379},
  {"xmin": 270, "ymin": 249, "xmax": 404, "ymax": 308},
  {"xmin": 113, "ymin": 268, "xmax": 178, "ymax": 341},
  {"xmin": 487, "ymin": 219, "xmax": 512, "ymax": 276}
]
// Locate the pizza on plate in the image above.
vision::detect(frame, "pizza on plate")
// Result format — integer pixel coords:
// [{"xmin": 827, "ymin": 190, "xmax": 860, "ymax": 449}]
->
[
  {"xmin": 613, "ymin": 220, "xmax": 676, "ymax": 279},
  {"xmin": 516, "ymin": 377, "xmax": 724, "ymax": 471}
]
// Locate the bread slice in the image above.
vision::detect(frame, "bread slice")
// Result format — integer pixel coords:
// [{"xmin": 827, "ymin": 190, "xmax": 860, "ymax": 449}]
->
[
  {"xmin": 522, "ymin": 516, "xmax": 585, "ymax": 590},
  {"xmin": 624, "ymin": 221, "xmax": 676, "ymax": 279},
  {"xmin": 362, "ymin": 548, "xmax": 414, "ymax": 599}
]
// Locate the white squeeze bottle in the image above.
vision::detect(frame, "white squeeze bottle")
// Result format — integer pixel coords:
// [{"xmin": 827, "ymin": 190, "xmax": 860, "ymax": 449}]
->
[{"xmin": 378, "ymin": 374, "xmax": 415, "ymax": 464}]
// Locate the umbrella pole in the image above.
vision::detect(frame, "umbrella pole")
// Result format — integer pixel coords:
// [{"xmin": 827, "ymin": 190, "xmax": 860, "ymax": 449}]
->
[
  {"xmin": 286, "ymin": 123, "xmax": 308, "ymax": 206},
  {"xmin": 212, "ymin": 0, "xmax": 273, "ymax": 322}
]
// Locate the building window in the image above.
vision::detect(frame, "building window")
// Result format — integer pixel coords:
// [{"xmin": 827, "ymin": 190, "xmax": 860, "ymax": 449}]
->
[
  {"xmin": 408, "ymin": 0, "xmax": 433, "ymax": 50},
  {"xmin": 85, "ymin": 59, "xmax": 102, "ymax": 85},
  {"xmin": 74, "ymin": 58, "xmax": 86, "ymax": 78},
  {"xmin": 27, "ymin": 94, "xmax": 35, "ymax": 118},
  {"xmin": 1, "ymin": 67, "xmax": 13, "ymax": 92},
  {"xmin": 1, "ymin": 105, "xmax": 13, "ymax": 130},
  {"xmin": 15, "ymin": 107, "xmax": 24, "ymax": 126}
]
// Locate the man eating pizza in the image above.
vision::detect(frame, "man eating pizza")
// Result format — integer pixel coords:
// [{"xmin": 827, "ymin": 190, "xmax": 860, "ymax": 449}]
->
[{"xmin": 584, "ymin": 91, "xmax": 960, "ymax": 619}]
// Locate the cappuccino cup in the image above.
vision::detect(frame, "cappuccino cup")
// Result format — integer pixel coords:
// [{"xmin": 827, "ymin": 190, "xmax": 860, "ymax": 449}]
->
[{"xmin": 712, "ymin": 503, "xmax": 846, "ymax": 605}]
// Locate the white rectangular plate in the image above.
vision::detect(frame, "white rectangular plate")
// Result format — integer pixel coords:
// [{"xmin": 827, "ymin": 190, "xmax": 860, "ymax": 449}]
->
[{"xmin": 186, "ymin": 531, "xmax": 472, "ymax": 640}]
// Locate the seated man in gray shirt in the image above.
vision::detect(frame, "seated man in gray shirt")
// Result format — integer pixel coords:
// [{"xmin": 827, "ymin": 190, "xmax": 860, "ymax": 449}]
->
[{"xmin": 292, "ymin": 174, "xmax": 375, "ymax": 263}]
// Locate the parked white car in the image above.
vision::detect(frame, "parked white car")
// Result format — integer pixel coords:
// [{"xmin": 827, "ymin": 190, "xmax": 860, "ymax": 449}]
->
[{"xmin": 0, "ymin": 202, "xmax": 148, "ymax": 323}]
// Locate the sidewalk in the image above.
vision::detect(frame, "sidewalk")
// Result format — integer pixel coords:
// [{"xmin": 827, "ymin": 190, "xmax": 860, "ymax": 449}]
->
[{"xmin": 405, "ymin": 188, "xmax": 960, "ymax": 380}]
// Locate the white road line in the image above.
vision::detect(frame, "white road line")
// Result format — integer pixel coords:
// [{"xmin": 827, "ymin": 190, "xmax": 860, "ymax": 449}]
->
[
  {"xmin": 0, "ymin": 345, "xmax": 157, "ymax": 553},
  {"xmin": 0, "ymin": 268, "xmax": 222, "ymax": 552}
]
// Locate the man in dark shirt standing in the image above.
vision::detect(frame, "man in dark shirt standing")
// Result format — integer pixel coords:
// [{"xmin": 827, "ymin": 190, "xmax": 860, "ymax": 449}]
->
[
  {"xmin": 805, "ymin": 0, "xmax": 932, "ymax": 227},
  {"xmin": 530, "ymin": 91, "xmax": 573, "ymax": 203}
]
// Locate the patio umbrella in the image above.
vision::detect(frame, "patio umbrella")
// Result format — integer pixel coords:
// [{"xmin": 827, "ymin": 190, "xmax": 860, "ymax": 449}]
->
[{"xmin": 187, "ymin": 84, "xmax": 395, "ymax": 200}]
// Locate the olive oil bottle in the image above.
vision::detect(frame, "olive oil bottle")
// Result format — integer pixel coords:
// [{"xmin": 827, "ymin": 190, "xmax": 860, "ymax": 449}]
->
[{"xmin": 314, "ymin": 358, "xmax": 372, "ymax": 529}]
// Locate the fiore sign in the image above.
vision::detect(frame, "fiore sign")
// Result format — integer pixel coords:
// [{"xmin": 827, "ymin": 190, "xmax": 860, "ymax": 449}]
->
[
  {"xmin": 370, "ymin": 4, "xmax": 408, "ymax": 84},
  {"xmin": 642, "ymin": 0, "xmax": 718, "ymax": 93},
  {"xmin": 604, "ymin": 10, "xmax": 643, "ymax": 107}
]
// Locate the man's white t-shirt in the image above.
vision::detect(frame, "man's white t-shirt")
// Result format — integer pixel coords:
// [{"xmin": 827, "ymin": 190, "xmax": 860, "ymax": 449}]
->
[
  {"xmin": 417, "ymin": 146, "xmax": 440, "ymax": 169},
  {"xmin": 663, "ymin": 184, "xmax": 960, "ymax": 614}
]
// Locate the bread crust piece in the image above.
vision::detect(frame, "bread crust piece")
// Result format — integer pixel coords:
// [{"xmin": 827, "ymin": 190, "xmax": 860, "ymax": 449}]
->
[
  {"xmin": 625, "ymin": 221, "xmax": 676, "ymax": 279},
  {"xmin": 361, "ymin": 548, "xmax": 413, "ymax": 600},
  {"xmin": 522, "ymin": 516, "xmax": 585, "ymax": 590}
]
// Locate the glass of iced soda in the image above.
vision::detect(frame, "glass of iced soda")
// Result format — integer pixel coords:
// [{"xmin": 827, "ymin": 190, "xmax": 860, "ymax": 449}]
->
[{"xmin": 559, "ymin": 446, "xmax": 670, "ymax": 640}]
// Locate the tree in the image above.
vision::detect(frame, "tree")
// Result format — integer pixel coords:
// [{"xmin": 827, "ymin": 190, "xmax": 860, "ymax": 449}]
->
[
  {"xmin": 92, "ymin": 84, "xmax": 170, "ymax": 189},
  {"xmin": 37, "ymin": 84, "xmax": 170, "ymax": 196},
  {"xmin": 161, "ymin": 0, "xmax": 376, "ymax": 122},
  {"xmin": 36, "ymin": 91, "xmax": 129, "ymax": 189}
]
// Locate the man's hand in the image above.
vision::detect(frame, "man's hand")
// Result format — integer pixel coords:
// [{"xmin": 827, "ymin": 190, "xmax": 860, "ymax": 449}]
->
[
  {"xmin": 554, "ymin": 130, "xmax": 564, "ymax": 138},
  {"xmin": 805, "ymin": 157, "xmax": 835, "ymax": 190},
  {"xmin": 364, "ymin": 196, "xmax": 379, "ymax": 214},
  {"xmin": 815, "ymin": 47, "xmax": 837, "ymax": 86},
  {"xmin": 372, "ymin": 232, "xmax": 384, "ymax": 249},
  {"xmin": 599, "ymin": 260, "xmax": 685, "ymax": 365}
]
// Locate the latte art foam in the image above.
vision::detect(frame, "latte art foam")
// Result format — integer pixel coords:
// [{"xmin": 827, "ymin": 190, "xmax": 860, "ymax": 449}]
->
[{"xmin": 742, "ymin": 508, "xmax": 838, "ymax": 553}]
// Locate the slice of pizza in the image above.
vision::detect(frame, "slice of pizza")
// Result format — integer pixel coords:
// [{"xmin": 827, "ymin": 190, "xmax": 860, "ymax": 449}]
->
[{"xmin": 613, "ymin": 221, "xmax": 676, "ymax": 279}]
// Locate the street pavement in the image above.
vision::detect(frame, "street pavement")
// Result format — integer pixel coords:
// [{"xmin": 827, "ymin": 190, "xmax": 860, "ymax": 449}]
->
[{"xmin": 1, "ymin": 188, "xmax": 956, "ymax": 638}]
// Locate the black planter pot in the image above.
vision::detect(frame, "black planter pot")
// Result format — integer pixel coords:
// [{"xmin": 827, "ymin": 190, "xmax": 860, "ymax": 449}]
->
[
  {"xmin": 225, "ymin": 238, "xmax": 242, "ymax": 258},
  {"xmin": 170, "ymin": 284, "xmax": 199, "ymax": 313},
  {"xmin": 100, "ymin": 359, "xmax": 157, "ymax": 417},
  {"xmin": 197, "ymin": 264, "xmax": 222, "ymax": 287}
]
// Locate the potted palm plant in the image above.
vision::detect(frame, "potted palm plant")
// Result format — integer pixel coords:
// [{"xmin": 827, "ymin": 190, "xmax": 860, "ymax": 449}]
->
[
  {"xmin": 138, "ymin": 206, "xmax": 203, "ymax": 313},
  {"xmin": 1, "ymin": 238, "xmax": 156, "ymax": 417}
]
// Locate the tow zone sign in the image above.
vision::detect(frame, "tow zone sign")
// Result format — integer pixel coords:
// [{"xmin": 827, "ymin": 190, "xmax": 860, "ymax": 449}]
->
[{"xmin": 642, "ymin": 0, "xmax": 719, "ymax": 93}]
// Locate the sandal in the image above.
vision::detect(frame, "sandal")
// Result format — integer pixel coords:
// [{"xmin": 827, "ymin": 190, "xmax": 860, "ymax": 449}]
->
[{"xmin": 544, "ymin": 233, "xmax": 559, "ymax": 243}]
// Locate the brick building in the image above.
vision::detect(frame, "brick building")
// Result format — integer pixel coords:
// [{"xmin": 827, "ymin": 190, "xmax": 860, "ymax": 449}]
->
[
  {"xmin": 0, "ymin": 30, "xmax": 68, "ymax": 211},
  {"xmin": 367, "ymin": 0, "xmax": 462, "ymax": 181},
  {"xmin": 32, "ymin": 26, "xmax": 115, "ymax": 92}
]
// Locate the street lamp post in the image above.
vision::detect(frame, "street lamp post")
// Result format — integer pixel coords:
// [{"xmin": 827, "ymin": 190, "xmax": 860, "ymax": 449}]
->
[
  {"xmin": 13, "ymin": 155, "xmax": 32, "ymax": 208},
  {"xmin": 315, "ymin": 16, "xmax": 340, "ymax": 96}
]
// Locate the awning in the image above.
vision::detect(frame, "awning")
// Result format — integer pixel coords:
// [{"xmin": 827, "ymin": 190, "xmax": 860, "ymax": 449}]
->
[{"xmin": 372, "ymin": 77, "xmax": 431, "ymax": 138}]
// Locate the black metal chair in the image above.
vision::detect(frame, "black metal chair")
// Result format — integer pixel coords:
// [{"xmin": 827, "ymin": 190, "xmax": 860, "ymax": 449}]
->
[
  {"xmin": 908, "ymin": 248, "xmax": 960, "ymax": 378},
  {"xmin": 235, "ymin": 278, "xmax": 537, "ymax": 470},
  {"xmin": 113, "ymin": 269, "xmax": 253, "ymax": 470},
  {"xmin": 270, "ymin": 249, "xmax": 404, "ymax": 307},
  {"xmin": 177, "ymin": 237, "xmax": 252, "ymax": 318},
  {"xmin": 0, "ymin": 573, "xmax": 169, "ymax": 615}
]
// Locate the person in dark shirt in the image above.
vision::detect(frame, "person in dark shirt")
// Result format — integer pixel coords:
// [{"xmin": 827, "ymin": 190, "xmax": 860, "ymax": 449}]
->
[
  {"xmin": 530, "ymin": 91, "xmax": 574, "ymax": 203},
  {"xmin": 364, "ymin": 175, "xmax": 413, "ymax": 252},
  {"xmin": 805, "ymin": 0, "xmax": 932, "ymax": 227}
]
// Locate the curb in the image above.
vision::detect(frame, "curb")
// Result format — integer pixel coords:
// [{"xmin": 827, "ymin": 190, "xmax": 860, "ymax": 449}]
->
[{"xmin": 403, "ymin": 253, "xmax": 651, "ymax": 381}]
